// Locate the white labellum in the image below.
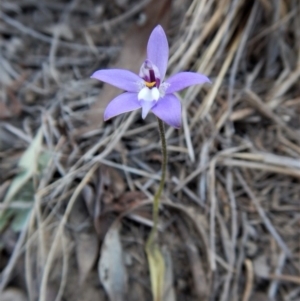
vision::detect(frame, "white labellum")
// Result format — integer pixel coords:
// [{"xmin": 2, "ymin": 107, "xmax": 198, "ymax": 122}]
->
[{"xmin": 138, "ymin": 87, "xmax": 160, "ymax": 102}]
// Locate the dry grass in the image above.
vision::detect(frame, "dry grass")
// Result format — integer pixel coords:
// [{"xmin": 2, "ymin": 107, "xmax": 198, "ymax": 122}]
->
[{"xmin": 0, "ymin": 0, "xmax": 299, "ymax": 300}]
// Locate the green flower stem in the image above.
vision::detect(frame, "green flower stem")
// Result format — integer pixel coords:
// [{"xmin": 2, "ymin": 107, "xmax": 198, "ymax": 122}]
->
[{"xmin": 147, "ymin": 118, "xmax": 167, "ymax": 246}]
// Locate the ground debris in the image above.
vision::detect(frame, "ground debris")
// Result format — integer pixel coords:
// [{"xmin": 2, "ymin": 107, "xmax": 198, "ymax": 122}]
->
[{"xmin": 0, "ymin": 0, "xmax": 299, "ymax": 300}]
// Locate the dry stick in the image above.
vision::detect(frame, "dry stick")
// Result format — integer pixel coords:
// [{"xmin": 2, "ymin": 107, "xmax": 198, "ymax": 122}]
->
[
  {"xmin": 189, "ymin": 0, "xmax": 234, "ymax": 74},
  {"xmin": 198, "ymin": 141, "xmax": 210, "ymax": 204},
  {"xmin": 39, "ymin": 163, "xmax": 99, "ymax": 301},
  {"xmin": 39, "ymin": 122, "xmax": 71, "ymax": 300},
  {"xmin": 168, "ymin": 0, "xmax": 207, "ymax": 69},
  {"xmin": 191, "ymin": 33, "xmax": 241, "ymax": 126},
  {"xmin": 233, "ymin": 213, "xmax": 249, "ymax": 301},
  {"xmin": 0, "ymin": 11, "xmax": 118, "ymax": 53},
  {"xmin": 198, "ymin": 0, "xmax": 240, "ymax": 75},
  {"xmin": 295, "ymin": 1, "xmax": 300, "ymax": 62},
  {"xmin": 221, "ymin": 158, "xmax": 300, "ymax": 178},
  {"xmin": 234, "ymin": 170, "xmax": 292, "ymax": 258},
  {"xmin": 217, "ymin": 0, "xmax": 240, "ymax": 60},
  {"xmin": 89, "ymin": 0, "xmax": 151, "ymax": 30},
  {"xmin": 245, "ymin": 89, "xmax": 300, "ymax": 144},
  {"xmin": 6, "ymin": 0, "xmax": 90, "ymax": 13},
  {"xmin": 0, "ymin": 202, "xmax": 32, "ymax": 210},
  {"xmin": 54, "ymin": 234, "xmax": 70, "ymax": 301},
  {"xmin": 267, "ymin": 274, "xmax": 300, "ymax": 285},
  {"xmin": 123, "ymin": 122, "xmax": 157, "ymax": 137},
  {"xmin": 50, "ymin": 0, "xmax": 80, "ymax": 83},
  {"xmin": 0, "ymin": 215, "xmax": 30, "ymax": 291},
  {"xmin": 170, "ymin": 0, "xmax": 238, "ymax": 128},
  {"xmin": 156, "ymin": 201, "xmax": 211, "ymax": 272},
  {"xmin": 245, "ymin": 59, "xmax": 265, "ymax": 89},
  {"xmin": 224, "ymin": 170, "xmax": 238, "ymax": 297},
  {"xmin": 34, "ymin": 124, "xmax": 50, "ymax": 275},
  {"xmin": 216, "ymin": 211, "xmax": 233, "ymax": 264},
  {"xmin": 268, "ymin": 64, "xmax": 300, "ymax": 101},
  {"xmin": 172, "ymin": 176, "xmax": 205, "ymax": 208},
  {"xmin": 166, "ymin": 0, "xmax": 214, "ymax": 152},
  {"xmin": 25, "ymin": 210, "xmax": 35, "ymax": 301},
  {"xmin": 278, "ymin": 132, "xmax": 300, "ymax": 156},
  {"xmin": 268, "ymin": 252, "xmax": 287, "ymax": 299},
  {"xmin": 173, "ymin": 159, "xmax": 209, "ymax": 193},
  {"xmin": 230, "ymin": 152, "xmax": 300, "ymax": 169},
  {"xmin": 96, "ymin": 158, "xmax": 161, "ymax": 180},
  {"xmin": 221, "ymin": 2, "xmax": 258, "ymax": 300},
  {"xmin": 36, "ymin": 162, "xmax": 90, "ymax": 198},
  {"xmin": 174, "ymin": 144, "xmax": 251, "ymax": 193},
  {"xmin": 178, "ymin": 220, "xmax": 208, "ymax": 299},
  {"xmin": 171, "ymin": 0, "xmax": 220, "ymax": 72},
  {"xmin": 49, "ymin": 26, "xmax": 62, "ymax": 84},
  {"xmin": 120, "ymin": 150, "xmax": 135, "ymax": 192},
  {"xmin": 265, "ymin": 0, "xmax": 281, "ymax": 77},
  {"xmin": 248, "ymin": 9, "xmax": 296, "ymax": 46},
  {"xmin": 40, "ymin": 132, "xmax": 67, "ymax": 194},
  {"xmin": 38, "ymin": 111, "xmax": 137, "ymax": 199},
  {"xmin": 182, "ymin": 104, "xmax": 195, "ymax": 162},
  {"xmin": 209, "ymin": 157, "xmax": 217, "ymax": 271},
  {"xmin": 88, "ymin": 111, "xmax": 138, "ymax": 160},
  {"xmin": 2, "ymin": 122, "xmax": 32, "ymax": 143},
  {"xmin": 242, "ymin": 259, "xmax": 254, "ymax": 301},
  {"xmin": 34, "ymin": 194, "xmax": 47, "ymax": 297}
]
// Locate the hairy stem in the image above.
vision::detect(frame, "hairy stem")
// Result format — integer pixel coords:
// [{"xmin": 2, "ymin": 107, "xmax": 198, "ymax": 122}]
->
[{"xmin": 147, "ymin": 118, "xmax": 167, "ymax": 246}]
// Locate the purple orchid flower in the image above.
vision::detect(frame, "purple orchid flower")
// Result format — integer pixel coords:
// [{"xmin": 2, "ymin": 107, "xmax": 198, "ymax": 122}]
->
[{"xmin": 91, "ymin": 25, "xmax": 210, "ymax": 128}]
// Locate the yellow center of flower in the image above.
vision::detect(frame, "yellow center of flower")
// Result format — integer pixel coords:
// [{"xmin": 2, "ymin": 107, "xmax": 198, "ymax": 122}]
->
[{"xmin": 145, "ymin": 81, "xmax": 156, "ymax": 88}]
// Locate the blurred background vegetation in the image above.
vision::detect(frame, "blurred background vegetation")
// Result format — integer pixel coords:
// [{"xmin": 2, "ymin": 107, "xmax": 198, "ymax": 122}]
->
[{"xmin": 0, "ymin": 0, "xmax": 299, "ymax": 300}]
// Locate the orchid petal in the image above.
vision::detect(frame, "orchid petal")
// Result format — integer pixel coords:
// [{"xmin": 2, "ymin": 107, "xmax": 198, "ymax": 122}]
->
[
  {"xmin": 104, "ymin": 92, "xmax": 141, "ymax": 121},
  {"xmin": 165, "ymin": 72, "xmax": 211, "ymax": 94},
  {"xmin": 151, "ymin": 94, "xmax": 181, "ymax": 128},
  {"xmin": 140, "ymin": 100, "xmax": 156, "ymax": 119},
  {"xmin": 91, "ymin": 69, "xmax": 143, "ymax": 92},
  {"xmin": 147, "ymin": 25, "xmax": 169, "ymax": 80}
]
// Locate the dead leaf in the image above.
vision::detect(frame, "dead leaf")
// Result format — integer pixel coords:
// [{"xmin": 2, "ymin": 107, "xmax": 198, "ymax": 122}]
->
[
  {"xmin": 81, "ymin": 184, "xmax": 95, "ymax": 218},
  {"xmin": 76, "ymin": 231, "xmax": 99, "ymax": 284},
  {"xmin": 0, "ymin": 287, "xmax": 27, "ymax": 301},
  {"xmin": 162, "ymin": 247, "xmax": 176, "ymax": 301},
  {"xmin": 69, "ymin": 195, "xmax": 100, "ymax": 284},
  {"xmin": 0, "ymin": 73, "xmax": 27, "ymax": 120},
  {"xmin": 249, "ymin": 292, "xmax": 269, "ymax": 301},
  {"xmin": 94, "ymin": 166, "xmax": 126, "ymax": 207},
  {"xmin": 178, "ymin": 220, "xmax": 209, "ymax": 300},
  {"xmin": 80, "ymin": 166, "xmax": 126, "ymax": 239},
  {"xmin": 42, "ymin": 24, "xmax": 74, "ymax": 41},
  {"xmin": 0, "ymin": 181, "xmax": 10, "ymax": 203},
  {"xmin": 0, "ymin": 98, "xmax": 21, "ymax": 119},
  {"xmin": 114, "ymin": 191, "xmax": 146, "ymax": 212},
  {"xmin": 253, "ymin": 255, "xmax": 270, "ymax": 278},
  {"xmin": 94, "ymin": 212, "xmax": 116, "ymax": 240},
  {"xmin": 103, "ymin": 167, "xmax": 126, "ymax": 200},
  {"xmin": 98, "ymin": 221, "xmax": 128, "ymax": 301},
  {"xmin": 80, "ymin": 167, "xmax": 126, "ymax": 238}
]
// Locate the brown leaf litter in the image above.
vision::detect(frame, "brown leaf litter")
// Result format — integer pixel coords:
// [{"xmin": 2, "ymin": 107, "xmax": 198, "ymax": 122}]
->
[{"xmin": 0, "ymin": 0, "xmax": 300, "ymax": 301}]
